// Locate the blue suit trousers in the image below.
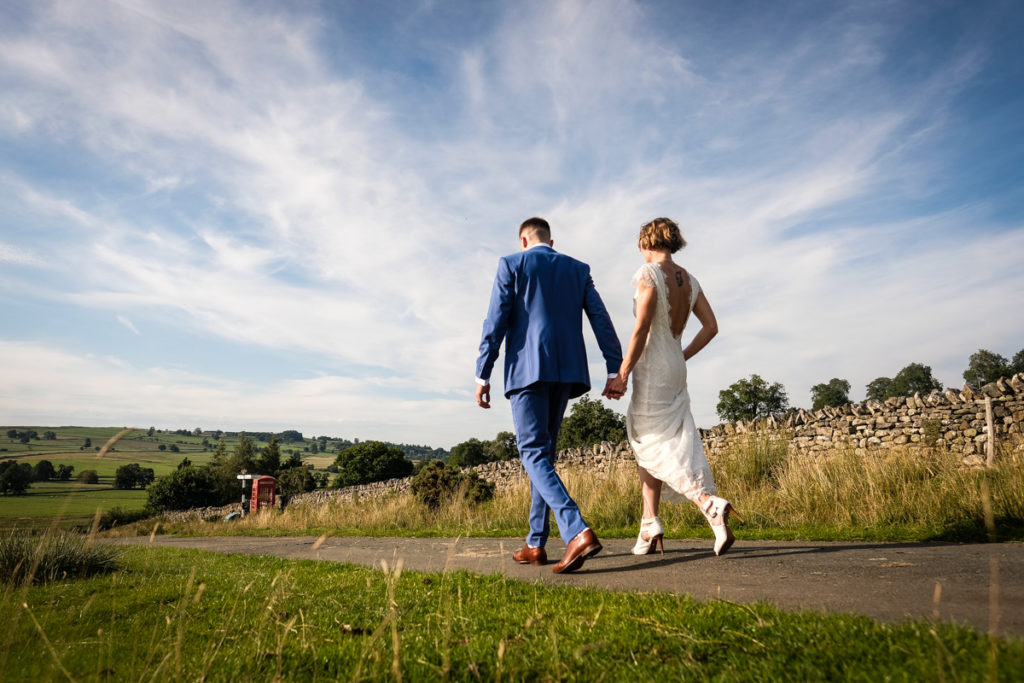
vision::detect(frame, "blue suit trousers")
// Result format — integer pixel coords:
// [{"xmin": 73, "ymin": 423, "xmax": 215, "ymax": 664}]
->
[{"xmin": 508, "ymin": 382, "xmax": 588, "ymax": 547}]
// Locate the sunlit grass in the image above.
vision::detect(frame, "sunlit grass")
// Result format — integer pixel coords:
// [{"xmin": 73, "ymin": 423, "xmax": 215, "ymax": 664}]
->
[
  {"xmin": 147, "ymin": 439, "xmax": 1024, "ymax": 543},
  {"xmin": 2, "ymin": 546, "xmax": 1021, "ymax": 681}
]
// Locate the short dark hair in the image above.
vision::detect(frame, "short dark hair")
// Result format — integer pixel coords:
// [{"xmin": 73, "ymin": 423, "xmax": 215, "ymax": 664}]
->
[{"xmin": 519, "ymin": 217, "xmax": 551, "ymax": 242}]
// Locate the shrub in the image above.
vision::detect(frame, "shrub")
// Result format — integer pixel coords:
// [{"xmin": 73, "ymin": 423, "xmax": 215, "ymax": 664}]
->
[
  {"xmin": 98, "ymin": 507, "xmax": 152, "ymax": 530},
  {"xmin": 331, "ymin": 441, "xmax": 413, "ymax": 488},
  {"xmin": 77, "ymin": 470, "xmax": 100, "ymax": 484},
  {"xmin": 922, "ymin": 420, "xmax": 942, "ymax": 447},
  {"xmin": 1, "ymin": 532, "xmax": 120, "ymax": 585},
  {"xmin": 411, "ymin": 460, "xmax": 495, "ymax": 509},
  {"xmin": 146, "ymin": 465, "xmax": 230, "ymax": 512}
]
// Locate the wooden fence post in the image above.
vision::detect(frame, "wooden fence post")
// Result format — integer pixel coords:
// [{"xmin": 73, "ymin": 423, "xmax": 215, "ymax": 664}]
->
[{"xmin": 985, "ymin": 395, "xmax": 996, "ymax": 467}]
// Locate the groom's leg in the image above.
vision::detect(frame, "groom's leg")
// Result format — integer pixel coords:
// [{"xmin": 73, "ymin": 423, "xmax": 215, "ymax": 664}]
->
[
  {"xmin": 528, "ymin": 482, "xmax": 550, "ymax": 547},
  {"xmin": 509, "ymin": 383, "xmax": 588, "ymax": 545}
]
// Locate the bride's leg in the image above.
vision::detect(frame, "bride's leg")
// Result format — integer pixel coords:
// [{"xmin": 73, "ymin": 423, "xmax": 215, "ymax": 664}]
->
[{"xmin": 637, "ymin": 466, "xmax": 663, "ymax": 539}]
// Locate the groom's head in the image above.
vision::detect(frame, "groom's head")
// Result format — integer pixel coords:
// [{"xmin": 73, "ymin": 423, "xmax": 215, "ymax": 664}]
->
[{"xmin": 519, "ymin": 217, "xmax": 553, "ymax": 250}]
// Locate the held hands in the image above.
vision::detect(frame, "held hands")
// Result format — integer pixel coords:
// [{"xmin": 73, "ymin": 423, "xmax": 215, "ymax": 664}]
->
[
  {"xmin": 602, "ymin": 374, "xmax": 628, "ymax": 400},
  {"xmin": 475, "ymin": 383, "xmax": 491, "ymax": 409}
]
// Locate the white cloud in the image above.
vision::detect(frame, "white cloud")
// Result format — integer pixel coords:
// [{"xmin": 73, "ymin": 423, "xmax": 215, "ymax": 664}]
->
[
  {"xmin": 116, "ymin": 315, "xmax": 141, "ymax": 336},
  {"xmin": 0, "ymin": 241, "xmax": 42, "ymax": 266},
  {"xmin": 0, "ymin": 340, "xmax": 483, "ymax": 445},
  {"xmin": 0, "ymin": 0, "xmax": 1020, "ymax": 442}
]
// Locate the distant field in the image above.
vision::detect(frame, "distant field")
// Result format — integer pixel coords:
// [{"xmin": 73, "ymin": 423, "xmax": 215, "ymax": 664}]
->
[
  {"xmin": 0, "ymin": 426, "xmax": 324, "ymax": 530},
  {"xmin": 0, "ymin": 481, "xmax": 147, "ymax": 530}
]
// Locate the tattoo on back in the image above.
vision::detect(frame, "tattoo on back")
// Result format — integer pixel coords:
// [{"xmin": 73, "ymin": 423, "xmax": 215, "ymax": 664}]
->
[{"xmin": 675, "ymin": 270, "xmax": 684, "ymax": 287}]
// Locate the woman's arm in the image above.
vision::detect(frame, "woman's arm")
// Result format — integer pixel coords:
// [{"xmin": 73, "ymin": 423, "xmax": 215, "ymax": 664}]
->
[
  {"xmin": 682, "ymin": 291, "xmax": 718, "ymax": 361},
  {"xmin": 617, "ymin": 282, "xmax": 657, "ymax": 381}
]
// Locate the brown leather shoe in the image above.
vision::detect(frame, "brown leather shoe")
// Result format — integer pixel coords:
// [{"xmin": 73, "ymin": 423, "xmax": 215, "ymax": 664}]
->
[
  {"xmin": 552, "ymin": 528, "xmax": 602, "ymax": 574},
  {"xmin": 512, "ymin": 545, "xmax": 547, "ymax": 565}
]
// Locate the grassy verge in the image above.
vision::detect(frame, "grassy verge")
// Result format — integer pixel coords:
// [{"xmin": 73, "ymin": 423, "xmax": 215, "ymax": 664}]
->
[
  {"xmin": 2, "ymin": 546, "xmax": 1021, "ymax": 681},
  {"xmin": 146, "ymin": 442, "xmax": 1024, "ymax": 543}
]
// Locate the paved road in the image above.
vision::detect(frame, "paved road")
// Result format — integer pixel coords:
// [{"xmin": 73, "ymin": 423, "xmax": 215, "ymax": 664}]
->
[{"xmin": 116, "ymin": 535, "xmax": 1024, "ymax": 637}]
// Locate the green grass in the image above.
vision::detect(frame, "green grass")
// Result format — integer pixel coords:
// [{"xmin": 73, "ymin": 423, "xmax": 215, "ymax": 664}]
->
[
  {"xmin": 0, "ymin": 531, "xmax": 120, "ymax": 585},
  {"xmin": 0, "ymin": 482, "xmax": 148, "ymax": 530},
  {"xmin": 2, "ymin": 546, "xmax": 1020, "ymax": 681}
]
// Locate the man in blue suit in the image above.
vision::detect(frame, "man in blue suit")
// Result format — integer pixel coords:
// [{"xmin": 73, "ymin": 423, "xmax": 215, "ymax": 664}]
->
[{"xmin": 475, "ymin": 217, "xmax": 623, "ymax": 573}]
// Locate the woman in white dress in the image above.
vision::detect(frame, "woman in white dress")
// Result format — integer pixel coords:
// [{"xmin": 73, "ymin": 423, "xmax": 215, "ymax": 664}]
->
[{"xmin": 607, "ymin": 218, "xmax": 743, "ymax": 556}]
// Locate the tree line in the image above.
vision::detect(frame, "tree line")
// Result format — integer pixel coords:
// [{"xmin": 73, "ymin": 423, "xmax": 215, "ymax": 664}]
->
[{"xmin": 715, "ymin": 347, "xmax": 1024, "ymax": 423}]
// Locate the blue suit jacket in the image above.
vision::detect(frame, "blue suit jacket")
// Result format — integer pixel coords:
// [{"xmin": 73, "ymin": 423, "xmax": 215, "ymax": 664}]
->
[{"xmin": 476, "ymin": 245, "xmax": 623, "ymax": 399}]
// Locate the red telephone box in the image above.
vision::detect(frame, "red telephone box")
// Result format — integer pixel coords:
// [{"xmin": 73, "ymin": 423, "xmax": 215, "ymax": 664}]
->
[{"xmin": 250, "ymin": 476, "xmax": 276, "ymax": 512}]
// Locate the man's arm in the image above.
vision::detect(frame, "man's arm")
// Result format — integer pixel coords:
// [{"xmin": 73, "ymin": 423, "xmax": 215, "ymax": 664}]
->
[
  {"xmin": 475, "ymin": 257, "xmax": 514, "ymax": 407},
  {"xmin": 581, "ymin": 271, "xmax": 623, "ymax": 376}
]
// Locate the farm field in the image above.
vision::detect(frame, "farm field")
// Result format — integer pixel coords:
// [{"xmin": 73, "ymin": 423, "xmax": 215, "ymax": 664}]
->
[
  {"xmin": 0, "ymin": 482, "xmax": 147, "ymax": 530},
  {"xmin": 0, "ymin": 426, "xmax": 320, "ymax": 530}
]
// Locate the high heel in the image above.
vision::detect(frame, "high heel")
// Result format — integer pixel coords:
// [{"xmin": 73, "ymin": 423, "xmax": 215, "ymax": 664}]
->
[
  {"xmin": 631, "ymin": 516, "xmax": 665, "ymax": 555},
  {"xmin": 701, "ymin": 496, "xmax": 743, "ymax": 556}
]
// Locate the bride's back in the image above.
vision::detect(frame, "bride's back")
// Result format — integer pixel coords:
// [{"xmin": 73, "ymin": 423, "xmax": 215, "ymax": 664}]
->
[{"xmin": 655, "ymin": 262, "xmax": 693, "ymax": 339}]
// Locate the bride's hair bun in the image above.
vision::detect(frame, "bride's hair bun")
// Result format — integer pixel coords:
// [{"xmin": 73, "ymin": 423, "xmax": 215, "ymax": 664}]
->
[{"xmin": 638, "ymin": 217, "xmax": 686, "ymax": 253}]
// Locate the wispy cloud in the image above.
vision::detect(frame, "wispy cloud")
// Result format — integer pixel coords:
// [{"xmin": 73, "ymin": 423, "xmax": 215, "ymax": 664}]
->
[
  {"xmin": 116, "ymin": 315, "xmax": 141, "ymax": 336},
  {"xmin": 0, "ymin": 0, "xmax": 1021, "ymax": 443}
]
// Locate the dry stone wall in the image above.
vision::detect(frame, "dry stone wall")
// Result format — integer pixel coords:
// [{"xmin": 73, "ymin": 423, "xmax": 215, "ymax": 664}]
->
[
  {"xmin": 703, "ymin": 374, "xmax": 1024, "ymax": 466},
  {"xmin": 164, "ymin": 374, "xmax": 1024, "ymax": 518}
]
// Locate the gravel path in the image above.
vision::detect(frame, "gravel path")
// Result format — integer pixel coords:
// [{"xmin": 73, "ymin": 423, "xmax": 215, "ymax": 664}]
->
[{"xmin": 115, "ymin": 535, "xmax": 1024, "ymax": 637}]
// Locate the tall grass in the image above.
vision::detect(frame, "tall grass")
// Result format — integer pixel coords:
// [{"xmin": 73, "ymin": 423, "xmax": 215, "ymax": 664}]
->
[
  {"xmin": 152, "ymin": 438, "xmax": 1024, "ymax": 543},
  {"xmin": 1, "ymin": 531, "xmax": 120, "ymax": 585}
]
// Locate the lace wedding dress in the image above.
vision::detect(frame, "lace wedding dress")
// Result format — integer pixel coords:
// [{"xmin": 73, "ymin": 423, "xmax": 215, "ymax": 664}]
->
[{"xmin": 626, "ymin": 262, "xmax": 716, "ymax": 503}]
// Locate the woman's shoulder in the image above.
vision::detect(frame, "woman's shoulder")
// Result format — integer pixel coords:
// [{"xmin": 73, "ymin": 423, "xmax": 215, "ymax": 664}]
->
[{"xmin": 631, "ymin": 262, "xmax": 660, "ymax": 288}]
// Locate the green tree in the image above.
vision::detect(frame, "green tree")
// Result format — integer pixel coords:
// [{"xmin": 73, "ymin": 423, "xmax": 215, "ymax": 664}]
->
[
  {"xmin": 0, "ymin": 461, "xmax": 33, "ymax": 495},
  {"xmin": 963, "ymin": 349, "xmax": 1012, "ymax": 387},
  {"xmin": 145, "ymin": 465, "xmax": 228, "ymax": 512},
  {"xmin": 55, "ymin": 464, "xmax": 74, "ymax": 481},
  {"xmin": 77, "ymin": 470, "xmax": 100, "ymax": 484},
  {"xmin": 114, "ymin": 463, "xmax": 156, "ymax": 489},
  {"xmin": 257, "ymin": 435, "xmax": 282, "ymax": 475},
  {"xmin": 716, "ymin": 374, "xmax": 789, "ymax": 423},
  {"xmin": 158, "ymin": 444, "xmax": 167, "ymax": 451},
  {"xmin": 556, "ymin": 395, "xmax": 627, "ymax": 450},
  {"xmin": 83, "ymin": 437, "xmax": 91, "ymax": 448},
  {"xmin": 32, "ymin": 460, "xmax": 56, "ymax": 482},
  {"xmin": 169, "ymin": 444, "xmax": 180, "ymax": 453},
  {"xmin": 448, "ymin": 438, "xmax": 488, "ymax": 468},
  {"xmin": 5, "ymin": 429, "xmax": 16, "ymax": 439},
  {"xmin": 865, "ymin": 377, "xmax": 891, "ymax": 402},
  {"xmin": 283, "ymin": 451, "xmax": 303, "ymax": 469},
  {"xmin": 485, "ymin": 431, "xmax": 518, "ymax": 462},
  {"xmin": 277, "ymin": 466, "xmax": 315, "ymax": 497},
  {"xmin": 42, "ymin": 431, "xmax": 56, "ymax": 440},
  {"xmin": 226, "ymin": 433, "xmax": 259, "ymax": 474},
  {"xmin": 277, "ymin": 430, "xmax": 304, "ymax": 443},
  {"xmin": 1012, "ymin": 349, "xmax": 1024, "ymax": 375},
  {"xmin": 887, "ymin": 362, "xmax": 943, "ymax": 397},
  {"xmin": 331, "ymin": 441, "xmax": 413, "ymax": 488},
  {"xmin": 810, "ymin": 378, "xmax": 851, "ymax": 411},
  {"xmin": 210, "ymin": 438, "xmax": 227, "ymax": 466}
]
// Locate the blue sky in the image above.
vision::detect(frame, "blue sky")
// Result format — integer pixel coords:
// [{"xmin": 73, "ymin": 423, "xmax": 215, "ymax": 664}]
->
[{"xmin": 1, "ymin": 0, "xmax": 1022, "ymax": 448}]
